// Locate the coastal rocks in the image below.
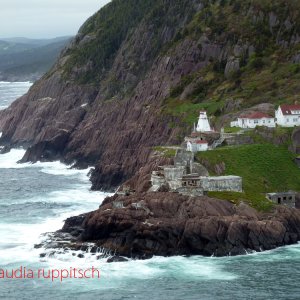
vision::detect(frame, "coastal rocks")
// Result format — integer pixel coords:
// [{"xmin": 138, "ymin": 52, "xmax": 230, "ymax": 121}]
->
[
  {"xmin": 107, "ymin": 256, "xmax": 128, "ymax": 263},
  {"xmin": 19, "ymin": 130, "xmax": 71, "ymax": 163},
  {"xmin": 59, "ymin": 193, "xmax": 300, "ymax": 258}
]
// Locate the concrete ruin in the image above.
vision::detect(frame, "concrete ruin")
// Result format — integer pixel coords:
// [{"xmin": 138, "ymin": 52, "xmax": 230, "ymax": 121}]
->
[
  {"xmin": 150, "ymin": 149, "xmax": 243, "ymax": 196},
  {"xmin": 200, "ymin": 176, "xmax": 243, "ymax": 192},
  {"xmin": 163, "ymin": 166, "xmax": 186, "ymax": 190},
  {"xmin": 150, "ymin": 170, "xmax": 167, "ymax": 192},
  {"xmin": 266, "ymin": 192, "xmax": 296, "ymax": 208}
]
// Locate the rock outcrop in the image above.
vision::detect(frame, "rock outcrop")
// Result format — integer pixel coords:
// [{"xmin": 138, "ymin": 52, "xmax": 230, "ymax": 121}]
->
[{"xmin": 60, "ymin": 193, "xmax": 300, "ymax": 258}]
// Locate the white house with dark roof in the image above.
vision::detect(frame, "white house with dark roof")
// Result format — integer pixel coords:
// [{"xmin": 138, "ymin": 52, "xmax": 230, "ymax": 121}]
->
[
  {"xmin": 230, "ymin": 112, "xmax": 276, "ymax": 129},
  {"xmin": 275, "ymin": 104, "xmax": 300, "ymax": 127}
]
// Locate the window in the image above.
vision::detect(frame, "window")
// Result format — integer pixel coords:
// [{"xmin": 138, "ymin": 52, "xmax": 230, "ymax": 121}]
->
[
  {"xmin": 294, "ymin": 118, "xmax": 298, "ymax": 122},
  {"xmin": 254, "ymin": 120, "xmax": 258, "ymax": 124},
  {"xmin": 289, "ymin": 196, "xmax": 293, "ymax": 200}
]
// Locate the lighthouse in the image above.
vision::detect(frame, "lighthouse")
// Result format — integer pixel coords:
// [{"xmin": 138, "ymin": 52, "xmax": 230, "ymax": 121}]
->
[{"xmin": 196, "ymin": 111, "xmax": 212, "ymax": 132}]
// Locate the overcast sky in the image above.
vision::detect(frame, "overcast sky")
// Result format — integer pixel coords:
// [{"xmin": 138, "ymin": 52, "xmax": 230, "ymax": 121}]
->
[{"xmin": 0, "ymin": 0, "xmax": 111, "ymax": 39}]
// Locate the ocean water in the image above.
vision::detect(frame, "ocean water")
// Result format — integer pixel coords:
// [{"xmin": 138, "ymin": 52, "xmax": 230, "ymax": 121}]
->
[
  {"xmin": 0, "ymin": 81, "xmax": 32, "ymax": 110},
  {"xmin": 0, "ymin": 83, "xmax": 300, "ymax": 300}
]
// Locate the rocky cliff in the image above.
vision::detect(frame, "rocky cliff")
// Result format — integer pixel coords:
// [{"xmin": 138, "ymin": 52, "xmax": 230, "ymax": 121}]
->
[
  {"xmin": 1, "ymin": 0, "xmax": 300, "ymax": 190},
  {"xmin": 59, "ymin": 192, "xmax": 300, "ymax": 257}
]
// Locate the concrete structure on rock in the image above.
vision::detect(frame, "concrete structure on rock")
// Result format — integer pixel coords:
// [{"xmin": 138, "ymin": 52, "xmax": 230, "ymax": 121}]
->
[
  {"xmin": 201, "ymin": 176, "xmax": 243, "ymax": 192},
  {"xmin": 150, "ymin": 149, "xmax": 243, "ymax": 196},
  {"xmin": 266, "ymin": 191, "xmax": 296, "ymax": 208}
]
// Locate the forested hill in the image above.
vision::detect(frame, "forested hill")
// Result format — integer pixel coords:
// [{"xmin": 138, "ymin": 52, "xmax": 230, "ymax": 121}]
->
[{"xmin": 1, "ymin": 0, "xmax": 300, "ymax": 189}]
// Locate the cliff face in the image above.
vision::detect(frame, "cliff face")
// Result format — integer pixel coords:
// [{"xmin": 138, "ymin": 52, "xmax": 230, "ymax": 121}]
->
[{"xmin": 1, "ymin": 0, "xmax": 300, "ymax": 190}]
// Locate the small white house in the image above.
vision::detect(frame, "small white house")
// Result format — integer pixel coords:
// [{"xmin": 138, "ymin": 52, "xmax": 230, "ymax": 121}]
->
[
  {"xmin": 187, "ymin": 139, "xmax": 208, "ymax": 152},
  {"xmin": 196, "ymin": 111, "xmax": 212, "ymax": 132},
  {"xmin": 230, "ymin": 112, "xmax": 276, "ymax": 129},
  {"xmin": 275, "ymin": 104, "xmax": 300, "ymax": 127}
]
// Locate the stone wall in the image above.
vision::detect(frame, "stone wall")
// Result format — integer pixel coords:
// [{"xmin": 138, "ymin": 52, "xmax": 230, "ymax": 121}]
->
[
  {"xmin": 176, "ymin": 187, "xmax": 204, "ymax": 197},
  {"xmin": 150, "ymin": 173, "xmax": 167, "ymax": 192},
  {"xmin": 200, "ymin": 176, "xmax": 242, "ymax": 192},
  {"xmin": 163, "ymin": 166, "xmax": 185, "ymax": 190},
  {"xmin": 174, "ymin": 149, "xmax": 194, "ymax": 170},
  {"xmin": 267, "ymin": 193, "xmax": 296, "ymax": 209}
]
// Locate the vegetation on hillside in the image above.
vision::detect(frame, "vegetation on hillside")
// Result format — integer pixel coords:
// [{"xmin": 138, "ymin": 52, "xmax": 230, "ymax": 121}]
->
[
  {"xmin": 63, "ymin": 0, "xmax": 197, "ymax": 86},
  {"xmin": 153, "ymin": 146, "xmax": 177, "ymax": 158},
  {"xmin": 196, "ymin": 144, "xmax": 300, "ymax": 211},
  {"xmin": 162, "ymin": 0, "xmax": 300, "ymax": 126}
]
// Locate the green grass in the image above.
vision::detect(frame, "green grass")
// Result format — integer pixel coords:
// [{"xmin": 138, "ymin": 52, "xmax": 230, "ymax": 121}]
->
[
  {"xmin": 242, "ymin": 126, "xmax": 294, "ymax": 147},
  {"xmin": 196, "ymin": 144, "xmax": 300, "ymax": 211},
  {"xmin": 162, "ymin": 98, "xmax": 224, "ymax": 125},
  {"xmin": 223, "ymin": 126, "xmax": 242, "ymax": 133},
  {"xmin": 153, "ymin": 146, "xmax": 177, "ymax": 158}
]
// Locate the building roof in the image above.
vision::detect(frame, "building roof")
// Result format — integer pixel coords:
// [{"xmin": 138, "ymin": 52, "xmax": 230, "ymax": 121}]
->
[
  {"xmin": 191, "ymin": 132, "xmax": 201, "ymax": 138},
  {"xmin": 279, "ymin": 104, "xmax": 300, "ymax": 115},
  {"xmin": 195, "ymin": 140, "xmax": 208, "ymax": 144},
  {"xmin": 266, "ymin": 191, "xmax": 296, "ymax": 196},
  {"xmin": 240, "ymin": 112, "xmax": 272, "ymax": 119}
]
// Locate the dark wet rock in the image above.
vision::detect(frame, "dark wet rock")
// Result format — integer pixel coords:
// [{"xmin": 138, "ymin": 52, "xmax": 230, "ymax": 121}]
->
[
  {"xmin": 60, "ymin": 214, "xmax": 87, "ymax": 238},
  {"xmin": 107, "ymin": 256, "xmax": 129, "ymax": 263},
  {"xmin": 39, "ymin": 253, "xmax": 47, "ymax": 258},
  {"xmin": 0, "ymin": 145, "xmax": 11, "ymax": 154},
  {"xmin": 80, "ymin": 245, "xmax": 89, "ymax": 252},
  {"xmin": 57, "ymin": 192, "xmax": 300, "ymax": 259},
  {"xmin": 77, "ymin": 253, "xmax": 85, "ymax": 258},
  {"xmin": 90, "ymin": 246, "xmax": 99, "ymax": 253}
]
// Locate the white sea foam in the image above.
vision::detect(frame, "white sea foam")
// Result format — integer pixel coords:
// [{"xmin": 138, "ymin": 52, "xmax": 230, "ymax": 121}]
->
[
  {"xmin": 0, "ymin": 148, "xmax": 26, "ymax": 168},
  {"xmin": 0, "ymin": 148, "xmax": 110, "ymax": 267},
  {"xmin": 0, "ymin": 149, "xmax": 92, "ymax": 182},
  {"xmin": 0, "ymin": 184, "xmax": 108, "ymax": 266}
]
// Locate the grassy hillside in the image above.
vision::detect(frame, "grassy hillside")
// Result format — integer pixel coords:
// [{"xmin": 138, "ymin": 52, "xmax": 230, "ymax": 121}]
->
[
  {"xmin": 196, "ymin": 144, "xmax": 300, "ymax": 211},
  {"xmin": 162, "ymin": 0, "xmax": 300, "ymax": 126}
]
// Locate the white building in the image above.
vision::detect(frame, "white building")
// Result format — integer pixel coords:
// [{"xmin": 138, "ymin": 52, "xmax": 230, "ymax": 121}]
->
[
  {"xmin": 230, "ymin": 112, "xmax": 276, "ymax": 129},
  {"xmin": 275, "ymin": 104, "xmax": 300, "ymax": 127},
  {"xmin": 187, "ymin": 139, "xmax": 208, "ymax": 152},
  {"xmin": 196, "ymin": 111, "xmax": 212, "ymax": 132}
]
